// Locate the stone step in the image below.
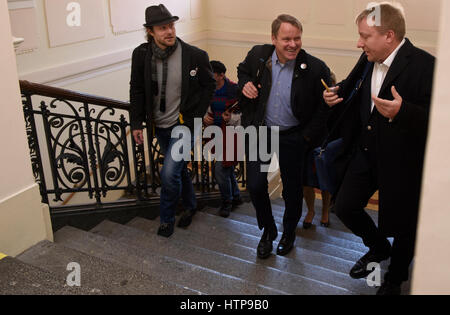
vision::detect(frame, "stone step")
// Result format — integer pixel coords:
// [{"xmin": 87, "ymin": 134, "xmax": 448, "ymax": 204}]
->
[
  {"xmin": 128, "ymin": 217, "xmax": 358, "ymax": 275},
  {"xmin": 234, "ymin": 202, "xmax": 353, "ymax": 234},
  {"xmin": 91, "ymin": 220, "xmax": 353, "ymax": 295},
  {"xmin": 270, "ymin": 199, "xmax": 379, "ymax": 228},
  {"xmin": 207, "ymin": 206, "xmax": 363, "ymax": 244},
  {"xmin": 0, "ymin": 256, "xmax": 97, "ymax": 295},
  {"xmin": 169, "ymin": 211, "xmax": 390, "ymax": 270},
  {"xmin": 54, "ymin": 226, "xmax": 286, "ymax": 295},
  {"xmin": 196, "ymin": 210, "xmax": 368, "ymax": 254},
  {"xmin": 122, "ymin": 217, "xmax": 378, "ymax": 295},
  {"xmin": 17, "ymin": 240, "xmax": 195, "ymax": 295}
]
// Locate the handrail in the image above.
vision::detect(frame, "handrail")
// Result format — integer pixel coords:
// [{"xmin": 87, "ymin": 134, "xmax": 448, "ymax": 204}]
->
[
  {"xmin": 19, "ymin": 80, "xmax": 130, "ymax": 110},
  {"xmin": 19, "ymin": 80, "xmax": 247, "ymax": 220}
]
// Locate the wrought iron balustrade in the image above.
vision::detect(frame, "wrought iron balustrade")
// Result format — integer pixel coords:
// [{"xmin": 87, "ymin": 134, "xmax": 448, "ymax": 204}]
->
[{"xmin": 19, "ymin": 80, "xmax": 247, "ymax": 222}]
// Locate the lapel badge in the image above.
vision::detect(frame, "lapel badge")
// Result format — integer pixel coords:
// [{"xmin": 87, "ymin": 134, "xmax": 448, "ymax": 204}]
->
[
  {"xmin": 190, "ymin": 68, "xmax": 198, "ymax": 77},
  {"xmin": 301, "ymin": 63, "xmax": 307, "ymax": 70}
]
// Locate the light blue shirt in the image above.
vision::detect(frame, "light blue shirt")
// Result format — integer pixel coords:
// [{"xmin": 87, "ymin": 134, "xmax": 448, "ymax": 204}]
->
[{"xmin": 265, "ymin": 50, "xmax": 300, "ymax": 131}]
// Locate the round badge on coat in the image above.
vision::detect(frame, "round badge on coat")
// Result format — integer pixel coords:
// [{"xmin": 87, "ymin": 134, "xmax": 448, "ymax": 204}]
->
[
  {"xmin": 301, "ymin": 63, "xmax": 307, "ymax": 70},
  {"xmin": 190, "ymin": 70, "xmax": 197, "ymax": 77}
]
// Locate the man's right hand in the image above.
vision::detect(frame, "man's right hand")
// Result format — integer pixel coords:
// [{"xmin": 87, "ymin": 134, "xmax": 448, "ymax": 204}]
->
[
  {"xmin": 133, "ymin": 129, "xmax": 144, "ymax": 145},
  {"xmin": 242, "ymin": 81, "xmax": 261, "ymax": 99},
  {"xmin": 323, "ymin": 86, "xmax": 344, "ymax": 107}
]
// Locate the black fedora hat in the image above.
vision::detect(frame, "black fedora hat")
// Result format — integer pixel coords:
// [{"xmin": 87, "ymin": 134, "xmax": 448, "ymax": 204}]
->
[{"xmin": 143, "ymin": 4, "xmax": 179, "ymax": 28}]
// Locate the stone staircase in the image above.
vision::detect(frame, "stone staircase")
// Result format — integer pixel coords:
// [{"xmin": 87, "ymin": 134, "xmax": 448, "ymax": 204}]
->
[{"xmin": 1, "ymin": 198, "xmax": 408, "ymax": 295}]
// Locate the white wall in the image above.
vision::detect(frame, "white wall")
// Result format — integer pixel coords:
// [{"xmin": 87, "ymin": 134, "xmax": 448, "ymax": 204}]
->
[
  {"xmin": 0, "ymin": 0, "xmax": 52, "ymax": 257},
  {"xmin": 412, "ymin": 0, "xmax": 450, "ymax": 295},
  {"xmin": 14, "ymin": 0, "xmax": 207, "ymax": 97},
  {"xmin": 1, "ymin": 0, "xmax": 35, "ymax": 200},
  {"xmin": 205, "ymin": 0, "xmax": 441, "ymax": 82}
]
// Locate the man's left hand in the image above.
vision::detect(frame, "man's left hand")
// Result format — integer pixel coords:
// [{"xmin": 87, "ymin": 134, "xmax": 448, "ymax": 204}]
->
[{"xmin": 372, "ymin": 86, "xmax": 403, "ymax": 120}]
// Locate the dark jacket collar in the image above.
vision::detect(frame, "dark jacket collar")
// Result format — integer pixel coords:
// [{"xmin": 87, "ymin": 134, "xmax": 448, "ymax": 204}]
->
[{"xmin": 265, "ymin": 46, "xmax": 309, "ymax": 79}]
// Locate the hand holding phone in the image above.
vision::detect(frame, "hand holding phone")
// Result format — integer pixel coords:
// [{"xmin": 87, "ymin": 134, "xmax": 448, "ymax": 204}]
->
[{"xmin": 322, "ymin": 78, "xmax": 343, "ymax": 107}]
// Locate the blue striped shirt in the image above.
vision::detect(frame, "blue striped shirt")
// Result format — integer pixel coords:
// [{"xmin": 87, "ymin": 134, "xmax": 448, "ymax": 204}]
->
[{"xmin": 265, "ymin": 50, "xmax": 300, "ymax": 131}]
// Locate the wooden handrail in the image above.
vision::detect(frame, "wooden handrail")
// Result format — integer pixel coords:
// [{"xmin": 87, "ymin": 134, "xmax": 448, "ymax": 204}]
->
[{"xmin": 19, "ymin": 80, "xmax": 130, "ymax": 110}]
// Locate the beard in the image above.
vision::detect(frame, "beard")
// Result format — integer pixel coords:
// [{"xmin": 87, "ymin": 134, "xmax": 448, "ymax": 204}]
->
[{"xmin": 155, "ymin": 36, "xmax": 176, "ymax": 49}]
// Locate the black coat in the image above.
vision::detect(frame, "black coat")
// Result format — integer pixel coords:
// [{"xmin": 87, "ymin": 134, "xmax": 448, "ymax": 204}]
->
[
  {"xmin": 129, "ymin": 38, "xmax": 216, "ymax": 131},
  {"xmin": 333, "ymin": 38, "xmax": 435, "ymax": 236},
  {"xmin": 237, "ymin": 45, "xmax": 331, "ymax": 148}
]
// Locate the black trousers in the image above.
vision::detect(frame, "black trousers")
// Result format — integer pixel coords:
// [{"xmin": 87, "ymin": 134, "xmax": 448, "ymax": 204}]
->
[
  {"xmin": 246, "ymin": 128, "xmax": 306, "ymax": 233},
  {"xmin": 334, "ymin": 148, "xmax": 416, "ymax": 284}
]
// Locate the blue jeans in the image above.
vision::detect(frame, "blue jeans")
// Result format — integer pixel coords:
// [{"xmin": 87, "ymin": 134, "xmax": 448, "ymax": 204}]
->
[
  {"xmin": 155, "ymin": 126, "xmax": 197, "ymax": 224},
  {"xmin": 215, "ymin": 161, "xmax": 241, "ymax": 203}
]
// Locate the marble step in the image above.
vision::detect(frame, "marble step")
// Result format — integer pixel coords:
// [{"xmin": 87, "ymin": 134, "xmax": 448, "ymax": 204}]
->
[
  {"xmin": 54, "ymin": 226, "xmax": 286, "ymax": 295},
  {"xmin": 207, "ymin": 205, "xmax": 364, "ymax": 244},
  {"xmin": 91, "ymin": 220, "xmax": 353, "ymax": 295},
  {"xmin": 17, "ymin": 240, "xmax": 196, "ymax": 295},
  {"xmin": 0, "ymin": 256, "xmax": 97, "ymax": 295},
  {"xmin": 123, "ymin": 217, "xmax": 378, "ymax": 295}
]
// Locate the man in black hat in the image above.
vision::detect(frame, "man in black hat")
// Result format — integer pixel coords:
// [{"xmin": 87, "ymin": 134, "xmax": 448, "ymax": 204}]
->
[{"xmin": 130, "ymin": 4, "xmax": 216, "ymax": 237}]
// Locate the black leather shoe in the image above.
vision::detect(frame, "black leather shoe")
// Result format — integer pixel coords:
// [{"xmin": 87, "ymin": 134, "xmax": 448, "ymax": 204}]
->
[
  {"xmin": 303, "ymin": 222, "xmax": 313, "ymax": 229},
  {"xmin": 257, "ymin": 225, "xmax": 278, "ymax": 259},
  {"xmin": 177, "ymin": 209, "xmax": 196, "ymax": 228},
  {"xmin": 232, "ymin": 196, "xmax": 243, "ymax": 208},
  {"xmin": 157, "ymin": 223, "xmax": 174, "ymax": 238},
  {"xmin": 376, "ymin": 281, "xmax": 401, "ymax": 295},
  {"xmin": 276, "ymin": 231, "xmax": 296, "ymax": 256},
  {"xmin": 219, "ymin": 201, "xmax": 232, "ymax": 218},
  {"xmin": 350, "ymin": 248, "xmax": 391, "ymax": 279}
]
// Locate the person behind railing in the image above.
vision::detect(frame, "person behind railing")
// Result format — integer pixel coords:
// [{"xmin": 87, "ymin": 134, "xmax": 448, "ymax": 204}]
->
[
  {"xmin": 203, "ymin": 60, "xmax": 243, "ymax": 218},
  {"xmin": 237, "ymin": 14, "xmax": 332, "ymax": 259},
  {"xmin": 129, "ymin": 4, "xmax": 216, "ymax": 238},
  {"xmin": 323, "ymin": 3, "xmax": 435, "ymax": 295},
  {"xmin": 302, "ymin": 71, "xmax": 337, "ymax": 229}
]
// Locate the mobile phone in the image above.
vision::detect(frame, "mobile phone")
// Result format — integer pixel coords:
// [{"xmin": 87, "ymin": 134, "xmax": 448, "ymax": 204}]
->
[{"xmin": 321, "ymin": 79, "xmax": 331, "ymax": 92}]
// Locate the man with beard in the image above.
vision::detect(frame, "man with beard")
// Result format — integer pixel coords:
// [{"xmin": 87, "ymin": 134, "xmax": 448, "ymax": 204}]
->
[{"xmin": 130, "ymin": 4, "xmax": 215, "ymax": 237}]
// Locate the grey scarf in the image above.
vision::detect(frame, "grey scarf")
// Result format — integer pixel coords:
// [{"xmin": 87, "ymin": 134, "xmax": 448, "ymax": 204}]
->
[{"xmin": 151, "ymin": 39, "xmax": 179, "ymax": 113}]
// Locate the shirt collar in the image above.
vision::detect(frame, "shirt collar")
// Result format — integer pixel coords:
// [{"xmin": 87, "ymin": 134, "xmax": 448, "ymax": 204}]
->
[
  {"xmin": 272, "ymin": 50, "xmax": 295, "ymax": 67},
  {"xmin": 381, "ymin": 38, "xmax": 406, "ymax": 68}
]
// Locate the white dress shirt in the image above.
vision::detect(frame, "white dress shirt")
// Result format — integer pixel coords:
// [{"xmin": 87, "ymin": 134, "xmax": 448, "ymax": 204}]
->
[{"xmin": 370, "ymin": 39, "xmax": 406, "ymax": 112}]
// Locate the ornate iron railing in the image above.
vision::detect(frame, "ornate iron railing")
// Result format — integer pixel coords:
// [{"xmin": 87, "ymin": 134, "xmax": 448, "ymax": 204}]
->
[{"xmin": 20, "ymin": 81, "xmax": 247, "ymax": 221}]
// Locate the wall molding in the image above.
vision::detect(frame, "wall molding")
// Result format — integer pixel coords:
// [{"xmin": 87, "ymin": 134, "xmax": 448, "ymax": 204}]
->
[
  {"xmin": 19, "ymin": 32, "xmax": 209, "ymax": 87},
  {"xmin": 7, "ymin": 0, "xmax": 35, "ymax": 10},
  {"xmin": 18, "ymin": 30, "xmax": 436, "ymax": 87}
]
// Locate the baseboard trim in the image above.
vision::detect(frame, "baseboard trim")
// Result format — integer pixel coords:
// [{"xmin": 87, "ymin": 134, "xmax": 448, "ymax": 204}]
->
[{"xmin": 0, "ymin": 184, "xmax": 53, "ymax": 257}]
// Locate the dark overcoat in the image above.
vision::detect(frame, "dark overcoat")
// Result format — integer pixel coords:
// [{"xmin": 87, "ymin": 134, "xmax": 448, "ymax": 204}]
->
[
  {"xmin": 333, "ymin": 38, "xmax": 435, "ymax": 236},
  {"xmin": 129, "ymin": 38, "xmax": 216, "ymax": 131},
  {"xmin": 237, "ymin": 44, "xmax": 331, "ymax": 148}
]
